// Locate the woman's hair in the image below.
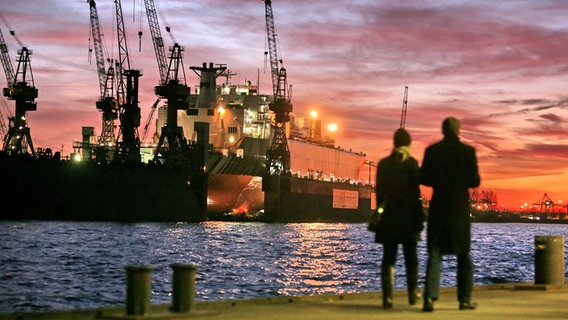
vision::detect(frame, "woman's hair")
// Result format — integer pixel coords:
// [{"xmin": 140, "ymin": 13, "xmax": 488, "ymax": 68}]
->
[{"xmin": 394, "ymin": 128, "xmax": 411, "ymax": 147}]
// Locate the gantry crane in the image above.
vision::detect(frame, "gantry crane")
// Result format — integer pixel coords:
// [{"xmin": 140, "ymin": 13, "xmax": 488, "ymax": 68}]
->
[
  {"xmin": 400, "ymin": 86, "xmax": 408, "ymax": 129},
  {"xmin": 144, "ymin": 0, "xmax": 190, "ymax": 162},
  {"xmin": 0, "ymin": 25, "xmax": 37, "ymax": 156},
  {"xmin": 153, "ymin": 44, "xmax": 193, "ymax": 163},
  {"xmin": 263, "ymin": 0, "xmax": 292, "ymax": 179},
  {"xmin": 88, "ymin": 0, "xmax": 119, "ymax": 148},
  {"xmin": 140, "ymin": 0, "xmax": 192, "ymax": 164},
  {"xmin": 114, "ymin": 0, "xmax": 142, "ymax": 163},
  {"xmin": 533, "ymin": 193, "xmax": 555, "ymax": 212}
]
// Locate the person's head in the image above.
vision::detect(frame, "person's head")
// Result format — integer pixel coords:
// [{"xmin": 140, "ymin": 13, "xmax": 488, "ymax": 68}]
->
[
  {"xmin": 442, "ymin": 117, "xmax": 460, "ymax": 137},
  {"xmin": 394, "ymin": 128, "xmax": 411, "ymax": 147}
]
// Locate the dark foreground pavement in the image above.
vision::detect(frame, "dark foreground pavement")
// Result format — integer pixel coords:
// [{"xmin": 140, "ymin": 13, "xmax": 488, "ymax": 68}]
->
[{"xmin": 1, "ymin": 283, "xmax": 566, "ymax": 320}]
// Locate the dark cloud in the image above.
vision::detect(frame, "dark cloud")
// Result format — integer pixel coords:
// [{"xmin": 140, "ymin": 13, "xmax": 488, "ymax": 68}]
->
[
  {"xmin": 539, "ymin": 113, "xmax": 563, "ymax": 123},
  {"xmin": 487, "ymin": 99, "xmax": 568, "ymax": 118},
  {"xmin": 524, "ymin": 143, "xmax": 568, "ymax": 157}
]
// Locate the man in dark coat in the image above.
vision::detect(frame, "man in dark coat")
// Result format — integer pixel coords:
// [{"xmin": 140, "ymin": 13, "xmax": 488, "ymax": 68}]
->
[
  {"xmin": 375, "ymin": 128, "xmax": 424, "ymax": 309},
  {"xmin": 420, "ymin": 117, "xmax": 480, "ymax": 312}
]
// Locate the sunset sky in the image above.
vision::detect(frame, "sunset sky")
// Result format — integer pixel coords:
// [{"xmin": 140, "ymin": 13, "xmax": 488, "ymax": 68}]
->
[{"xmin": 1, "ymin": 0, "xmax": 567, "ymax": 211}]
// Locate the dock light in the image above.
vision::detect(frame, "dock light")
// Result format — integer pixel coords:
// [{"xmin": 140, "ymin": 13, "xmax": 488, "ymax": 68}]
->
[
  {"xmin": 310, "ymin": 110, "xmax": 317, "ymax": 119},
  {"xmin": 327, "ymin": 123, "xmax": 337, "ymax": 132},
  {"xmin": 218, "ymin": 106, "xmax": 225, "ymax": 117},
  {"xmin": 73, "ymin": 154, "xmax": 81, "ymax": 162},
  {"xmin": 229, "ymin": 136, "xmax": 235, "ymax": 143}
]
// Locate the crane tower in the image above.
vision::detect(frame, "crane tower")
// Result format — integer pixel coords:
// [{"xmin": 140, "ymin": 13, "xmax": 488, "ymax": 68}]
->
[
  {"xmin": 114, "ymin": 0, "xmax": 142, "ymax": 163},
  {"xmin": 1, "ymin": 41, "xmax": 37, "ymax": 156},
  {"xmin": 263, "ymin": 0, "xmax": 292, "ymax": 179},
  {"xmin": 88, "ymin": 0, "xmax": 119, "ymax": 148},
  {"xmin": 400, "ymin": 86, "xmax": 408, "ymax": 129}
]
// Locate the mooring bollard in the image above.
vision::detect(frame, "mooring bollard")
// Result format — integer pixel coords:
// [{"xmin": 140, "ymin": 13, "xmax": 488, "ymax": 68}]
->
[
  {"xmin": 125, "ymin": 265, "xmax": 153, "ymax": 316},
  {"xmin": 171, "ymin": 263, "xmax": 198, "ymax": 312},
  {"xmin": 534, "ymin": 235, "xmax": 565, "ymax": 285}
]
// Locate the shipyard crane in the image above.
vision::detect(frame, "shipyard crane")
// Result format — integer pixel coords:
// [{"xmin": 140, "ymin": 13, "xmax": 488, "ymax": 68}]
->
[
  {"xmin": 88, "ymin": 0, "xmax": 119, "ymax": 148},
  {"xmin": 140, "ymin": 0, "xmax": 192, "ymax": 163},
  {"xmin": 533, "ymin": 193, "xmax": 555, "ymax": 212},
  {"xmin": 400, "ymin": 86, "xmax": 408, "ymax": 129},
  {"xmin": 114, "ymin": 0, "xmax": 142, "ymax": 163},
  {"xmin": 139, "ymin": 0, "xmax": 169, "ymax": 145},
  {"xmin": 154, "ymin": 44, "xmax": 193, "ymax": 163},
  {"xmin": 0, "ymin": 24, "xmax": 37, "ymax": 156},
  {"xmin": 263, "ymin": 0, "xmax": 292, "ymax": 179}
]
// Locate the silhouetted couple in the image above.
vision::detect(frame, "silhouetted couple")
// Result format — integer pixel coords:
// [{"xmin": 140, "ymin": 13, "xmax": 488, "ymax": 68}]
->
[{"xmin": 373, "ymin": 117, "xmax": 480, "ymax": 312}]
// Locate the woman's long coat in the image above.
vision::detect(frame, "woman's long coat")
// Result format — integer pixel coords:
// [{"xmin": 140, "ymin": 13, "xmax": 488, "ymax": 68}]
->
[
  {"xmin": 374, "ymin": 151, "xmax": 423, "ymax": 244},
  {"xmin": 420, "ymin": 134, "xmax": 480, "ymax": 254}
]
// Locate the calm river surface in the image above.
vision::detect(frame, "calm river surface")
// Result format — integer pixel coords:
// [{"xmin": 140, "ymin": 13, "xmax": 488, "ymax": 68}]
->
[{"xmin": 0, "ymin": 221, "xmax": 567, "ymax": 313}]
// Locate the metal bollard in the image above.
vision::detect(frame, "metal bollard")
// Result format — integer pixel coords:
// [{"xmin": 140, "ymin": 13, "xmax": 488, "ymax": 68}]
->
[
  {"xmin": 171, "ymin": 264, "xmax": 198, "ymax": 312},
  {"xmin": 534, "ymin": 236, "xmax": 565, "ymax": 285},
  {"xmin": 125, "ymin": 265, "xmax": 153, "ymax": 316}
]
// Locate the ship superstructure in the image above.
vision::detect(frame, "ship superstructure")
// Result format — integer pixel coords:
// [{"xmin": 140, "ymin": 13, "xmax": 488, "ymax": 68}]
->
[{"xmin": 153, "ymin": 64, "xmax": 375, "ymax": 220}]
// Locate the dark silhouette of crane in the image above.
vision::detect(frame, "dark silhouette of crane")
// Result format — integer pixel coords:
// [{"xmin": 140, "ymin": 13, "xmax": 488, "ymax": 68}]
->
[
  {"xmin": 153, "ymin": 44, "xmax": 194, "ymax": 163},
  {"xmin": 533, "ymin": 193, "xmax": 554, "ymax": 212},
  {"xmin": 141, "ymin": 0, "xmax": 194, "ymax": 164},
  {"xmin": 0, "ymin": 25, "xmax": 37, "ymax": 156},
  {"xmin": 143, "ymin": 0, "xmax": 168, "ymax": 86},
  {"xmin": 88, "ymin": 0, "xmax": 119, "ymax": 149},
  {"xmin": 140, "ymin": 0, "xmax": 169, "ymax": 143},
  {"xmin": 263, "ymin": 0, "xmax": 292, "ymax": 181},
  {"xmin": 400, "ymin": 86, "xmax": 408, "ymax": 129},
  {"xmin": 114, "ymin": 0, "xmax": 142, "ymax": 163}
]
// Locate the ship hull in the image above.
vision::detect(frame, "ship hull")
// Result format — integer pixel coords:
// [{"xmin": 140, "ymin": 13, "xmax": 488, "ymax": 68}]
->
[
  {"xmin": 0, "ymin": 156, "xmax": 207, "ymax": 222},
  {"xmin": 205, "ymin": 136, "xmax": 376, "ymax": 222},
  {"xmin": 208, "ymin": 174, "xmax": 375, "ymax": 222},
  {"xmin": 263, "ymin": 175, "xmax": 375, "ymax": 222},
  {"xmin": 207, "ymin": 173, "xmax": 264, "ymax": 216}
]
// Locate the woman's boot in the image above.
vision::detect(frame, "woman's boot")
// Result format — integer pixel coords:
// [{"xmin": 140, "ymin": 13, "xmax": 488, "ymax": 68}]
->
[{"xmin": 381, "ymin": 265, "xmax": 394, "ymax": 309}]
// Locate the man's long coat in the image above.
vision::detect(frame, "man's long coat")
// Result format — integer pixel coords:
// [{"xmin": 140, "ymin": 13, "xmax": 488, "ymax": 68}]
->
[{"xmin": 420, "ymin": 134, "xmax": 480, "ymax": 254}]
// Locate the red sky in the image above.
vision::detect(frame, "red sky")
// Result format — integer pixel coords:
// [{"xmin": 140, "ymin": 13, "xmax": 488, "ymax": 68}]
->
[{"xmin": 1, "ymin": 0, "xmax": 567, "ymax": 211}]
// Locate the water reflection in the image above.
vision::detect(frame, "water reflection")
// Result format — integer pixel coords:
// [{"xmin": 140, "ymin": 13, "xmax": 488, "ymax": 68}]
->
[{"xmin": 0, "ymin": 221, "xmax": 567, "ymax": 313}]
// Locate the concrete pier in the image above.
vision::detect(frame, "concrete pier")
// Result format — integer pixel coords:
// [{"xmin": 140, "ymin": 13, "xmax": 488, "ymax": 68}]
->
[{"xmin": 1, "ymin": 283, "xmax": 566, "ymax": 320}]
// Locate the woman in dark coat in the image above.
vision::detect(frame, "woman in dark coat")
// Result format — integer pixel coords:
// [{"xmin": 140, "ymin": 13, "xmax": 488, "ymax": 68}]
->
[{"xmin": 374, "ymin": 128, "xmax": 424, "ymax": 309}]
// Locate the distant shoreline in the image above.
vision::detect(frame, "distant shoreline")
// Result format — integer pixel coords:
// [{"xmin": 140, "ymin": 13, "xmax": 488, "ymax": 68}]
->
[{"xmin": 471, "ymin": 210, "xmax": 568, "ymax": 224}]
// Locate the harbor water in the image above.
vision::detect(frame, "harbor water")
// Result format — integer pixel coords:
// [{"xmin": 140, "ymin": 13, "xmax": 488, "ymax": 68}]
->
[{"xmin": 1, "ymin": 221, "xmax": 567, "ymax": 313}]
